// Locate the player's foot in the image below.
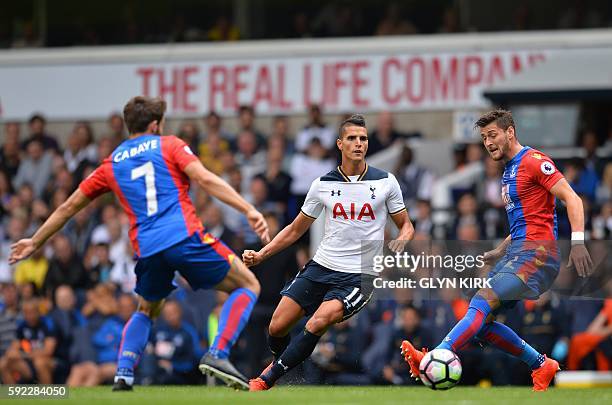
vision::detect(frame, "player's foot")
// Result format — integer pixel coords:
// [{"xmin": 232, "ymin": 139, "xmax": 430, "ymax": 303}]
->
[
  {"xmin": 112, "ymin": 378, "xmax": 133, "ymax": 391},
  {"xmin": 199, "ymin": 352, "xmax": 249, "ymax": 391},
  {"xmin": 531, "ymin": 355, "xmax": 560, "ymax": 392},
  {"xmin": 401, "ymin": 340, "xmax": 427, "ymax": 379},
  {"xmin": 249, "ymin": 377, "xmax": 271, "ymax": 391},
  {"xmin": 112, "ymin": 367, "xmax": 134, "ymax": 391}
]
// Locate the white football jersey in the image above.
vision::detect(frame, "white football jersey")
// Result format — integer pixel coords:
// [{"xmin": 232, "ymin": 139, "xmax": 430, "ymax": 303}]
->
[{"xmin": 301, "ymin": 164, "xmax": 406, "ymax": 275}]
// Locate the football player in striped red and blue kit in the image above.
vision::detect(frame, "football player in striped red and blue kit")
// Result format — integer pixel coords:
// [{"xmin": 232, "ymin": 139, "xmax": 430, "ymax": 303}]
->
[
  {"xmin": 9, "ymin": 96, "xmax": 270, "ymax": 391},
  {"xmin": 401, "ymin": 110, "xmax": 593, "ymax": 391}
]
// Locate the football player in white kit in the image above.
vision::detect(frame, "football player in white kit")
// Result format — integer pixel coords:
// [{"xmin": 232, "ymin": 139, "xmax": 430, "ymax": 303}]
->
[{"xmin": 244, "ymin": 114, "xmax": 415, "ymax": 391}]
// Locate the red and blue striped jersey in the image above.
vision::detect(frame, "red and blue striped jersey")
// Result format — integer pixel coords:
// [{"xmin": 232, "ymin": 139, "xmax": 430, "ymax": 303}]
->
[
  {"xmin": 501, "ymin": 146, "xmax": 564, "ymax": 241},
  {"xmin": 79, "ymin": 135, "xmax": 203, "ymax": 258}
]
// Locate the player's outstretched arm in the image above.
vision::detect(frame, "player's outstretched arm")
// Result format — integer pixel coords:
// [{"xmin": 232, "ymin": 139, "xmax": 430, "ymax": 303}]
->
[
  {"xmin": 242, "ymin": 212, "xmax": 315, "ymax": 267},
  {"xmin": 388, "ymin": 210, "xmax": 415, "ymax": 253},
  {"xmin": 184, "ymin": 161, "xmax": 269, "ymax": 243},
  {"xmin": 550, "ymin": 178, "xmax": 593, "ymax": 277},
  {"xmin": 9, "ymin": 189, "xmax": 91, "ymax": 264}
]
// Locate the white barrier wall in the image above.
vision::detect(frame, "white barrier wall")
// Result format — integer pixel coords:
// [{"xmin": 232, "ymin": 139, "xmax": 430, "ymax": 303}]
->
[{"xmin": 2, "ymin": 29, "xmax": 612, "ymax": 121}]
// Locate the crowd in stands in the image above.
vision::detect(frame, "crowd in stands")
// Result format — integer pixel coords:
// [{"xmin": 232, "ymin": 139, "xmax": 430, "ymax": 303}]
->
[
  {"xmin": 0, "ymin": 105, "xmax": 610, "ymax": 386},
  {"xmin": 3, "ymin": 1, "xmax": 612, "ymax": 48}
]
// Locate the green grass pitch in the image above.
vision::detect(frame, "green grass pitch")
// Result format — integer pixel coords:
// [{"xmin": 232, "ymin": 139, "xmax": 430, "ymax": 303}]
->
[{"xmin": 13, "ymin": 386, "xmax": 612, "ymax": 404}]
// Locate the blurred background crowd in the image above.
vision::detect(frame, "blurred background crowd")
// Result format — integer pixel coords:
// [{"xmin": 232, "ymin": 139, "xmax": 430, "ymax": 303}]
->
[
  {"xmin": 3, "ymin": 0, "xmax": 612, "ymax": 48},
  {"xmin": 0, "ymin": 102, "xmax": 610, "ymax": 386}
]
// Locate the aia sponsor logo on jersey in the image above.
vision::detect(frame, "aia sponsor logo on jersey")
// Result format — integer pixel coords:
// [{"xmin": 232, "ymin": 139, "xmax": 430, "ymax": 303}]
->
[{"xmin": 332, "ymin": 202, "xmax": 376, "ymax": 220}]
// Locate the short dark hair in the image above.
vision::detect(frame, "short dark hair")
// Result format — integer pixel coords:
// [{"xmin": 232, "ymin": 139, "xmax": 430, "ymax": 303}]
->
[
  {"xmin": 28, "ymin": 113, "xmax": 46, "ymax": 125},
  {"xmin": 339, "ymin": 114, "xmax": 366, "ymax": 139},
  {"xmin": 474, "ymin": 109, "xmax": 515, "ymax": 131},
  {"xmin": 238, "ymin": 105, "xmax": 254, "ymax": 115},
  {"xmin": 123, "ymin": 96, "xmax": 167, "ymax": 134}
]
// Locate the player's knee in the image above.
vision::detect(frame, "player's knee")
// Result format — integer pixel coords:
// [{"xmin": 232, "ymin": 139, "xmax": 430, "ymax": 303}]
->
[
  {"xmin": 268, "ymin": 318, "xmax": 287, "ymax": 337},
  {"xmin": 306, "ymin": 311, "xmax": 340, "ymax": 335}
]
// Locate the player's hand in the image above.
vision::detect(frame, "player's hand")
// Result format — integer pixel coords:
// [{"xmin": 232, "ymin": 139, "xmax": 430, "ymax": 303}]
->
[
  {"xmin": 242, "ymin": 249, "xmax": 263, "ymax": 267},
  {"xmin": 246, "ymin": 209, "xmax": 270, "ymax": 244},
  {"xmin": 388, "ymin": 239, "xmax": 407, "ymax": 253},
  {"xmin": 9, "ymin": 238, "xmax": 36, "ymax": 265},
  {"xmin": 482, "ymin": 248, "xmax": 504, "ymax": 266},
  {"xmin": 567, "ymin": 244, "xmax": 593, "ymax": 277}
]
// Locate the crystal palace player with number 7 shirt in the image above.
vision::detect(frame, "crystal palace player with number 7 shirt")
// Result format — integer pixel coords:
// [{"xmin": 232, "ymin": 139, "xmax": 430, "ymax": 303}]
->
[
  {"xmin": 9, "ymin": 96, "xmax": 270, "ymax": 391},
  {"xmin": 244, "ymin": 114, "xmax": 415, "ymax": 391},
  {"xmin": 401, "ymin": 110, "xmax": 593, "ymax": 392}
]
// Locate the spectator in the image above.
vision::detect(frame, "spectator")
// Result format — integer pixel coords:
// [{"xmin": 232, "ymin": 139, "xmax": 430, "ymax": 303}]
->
[
  {"xmin": 450, "ymin": 193, "xmax": 483, "ymax": 240},
  {"xmin": 236, "ymin": 105, "xmax": 267, "ymax": 149},
  {"xmin": 309, "ymin": 318, "xmax": 369, "ymax": 385},
  {"xmin": 591, "ymin": 201, "xmax": 612, "ymax": 240},
  {"xmin": 368, "ymin": 111, "xmax": 407, "ymax": 155},
  {"xmin": 517, "ymin": 293, "xmax": 570, "ymax": 365},
  {"xmin": 68, "ymin": 293, "xmax": 135, "ymax": 386},
  {"xmin": 1, "ymin": 122, "xmax": 21, "ymax": 179},
  {"xmin": 257, "ymin": 143, "xmax": 292, "ymax": 223},
  {"xmin": 21, "ymin": 114, "xmax": 59, "ymax": 153},
  {"xmin": 564, "ymin": 159, "xmax": 598, "ymax": 203},
  {"xmin": 438, "ymin": 7, "xmax": 461, "ymax": 33},
  {"xmin": 375, "ymin": 3, "xmax": 417, "ymax": 36},
  {"xmin": 0, "ymin": 171, "xmax": 13, "ymax": 221},
  {"xmin": 1, "ymin": 215, "xmax": 27, "ymax": 283},
  {"xmin": 0, "ymin": 299, "xmax": 57, "ymax": 383},
  {"xmin": 412, "ymin": 199, "xmax": 434, "ymax": 238},
  {"xmin": 596, "ymin": 163, "xmax": 612, "ymax": 205},
  {"xmin": 105, "ymin": 113, "xmax": 126, "ymax": 149},
  {"xmin": 289, "ymin": 137, "xmax": 336, "ymax": 215},
  {"xmin": 238, "ymin": 177, "xmax": 276, "ymax": 248},
  {"xmin": 207, "ymin": 15, "xmax": 240, "ymax": 41},
  {"xmin": 201, "ymin": 203, "xmax": 238, "ymax": 251},
  {"xmin": 143, "ymin": 300, "xmax": 202, "ymax": 384},
  {"xmin": 13, "ymin": 140, "xmax": 53, "ymax": 198},
  {"xmin": 382, "ymin": 305, "xmax": 433, "ymax": 385},
  {"xmin": 289, "ymin": 11, "xmax": 313, "ymax": 38},
  {"xmin": 199, "ymin": 112, "xmax": 231, "ymax": 175},
  {"xmin": 177, "ymin": 120, "xmax": 200, "ymax": 155},
  {"xmin": 0, "ymin": 283, "xmax": 19, "ymax": 357},
  {"xmin": 295, "ymin": 104, "xmax": 336, "ymax": 153},
  {"xmin": 63, "ymin": 122, "xmax": 98, "ymax": 173},
  {"xmin": 83, "ymin": 242, "xmax": 114, "ymax": 288},
  {"xmin": 47, "ymin": 285, "xmax": 86, "ymax": 380},
  {"xmin": 63, "ymin": 204, "xmax": 97, "ymax": 258},
  {"xmin": 14, "ymin": 249, "xmax": 49, "ymax": 292},
  {"xmin": 270, "ymin": 115, "xmax": 296, "ymax": 158},
  {"xmin": 241, "ymin": 212, "xmax": 298, "ymax": 377},
  {"xmin": 43, "ymin": 234, "xmax": 87, "ymax": 296},
  {"xmin": 395, "ymin": 146, "xmax": 434, "ymax": 213},
  {"xmin": 235, "ymin": 130, "xmax": 267, "ymax": 200},
  {"xmin": 567, "ymin": 298, "xmax": 612, "ymax": 371}
]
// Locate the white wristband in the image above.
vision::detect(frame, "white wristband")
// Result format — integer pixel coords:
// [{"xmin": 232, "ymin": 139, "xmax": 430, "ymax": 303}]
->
[{"xmin": 571, "ymin": 232, "xmax": 585, "ymax": 245}]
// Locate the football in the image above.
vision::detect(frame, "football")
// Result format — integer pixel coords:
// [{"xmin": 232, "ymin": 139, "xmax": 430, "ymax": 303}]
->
[{"xmin": 418, "ymin": 349, "xmax": 462, "ymax": 390}]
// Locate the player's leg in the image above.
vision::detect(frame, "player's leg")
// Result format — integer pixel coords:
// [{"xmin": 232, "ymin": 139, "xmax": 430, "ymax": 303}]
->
[
  {"xmin": 260, "ymin": 299, "xmax": 344, "ymax": 387},
  {"xmin": 475, "ymin": 272, "xmax": 559, "ymax": 391},
  {"xmin": 113, "ymin": 295, "xmax": 164, "ymax": 391},
  {"xmin": 267, "ymin": 296, "xmax": 306, "ymax": 359},
  {"xmin": 112, "ymin": 249, "xmax": 178, "ymax": 390},
  {"xmin": 259, "ymin": 275, "xmax": 371, "ymax": 388},
  {"xmin": 437, "ymin": 287, "xmax": 500, "ymax": 351},
  {"xmin": 402, "ymin": 287, "xmax": 500, "ymax": 378},
  {"xmin": 207, "ymin": 257, "xmax": 260, "ymax": 360}
]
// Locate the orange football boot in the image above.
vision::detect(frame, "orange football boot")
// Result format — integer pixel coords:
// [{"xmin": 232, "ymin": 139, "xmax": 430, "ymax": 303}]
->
[
  {"xmin": 401, "ymin": 340, "xmax": 427, "ymax": 379},
  {"xmin": 531, "ymin": 355, "xmax": 560, "ymax": 392},
  {"xmin": 249, "ymin": 377, "xmax": 271, "ymax": 391}
]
